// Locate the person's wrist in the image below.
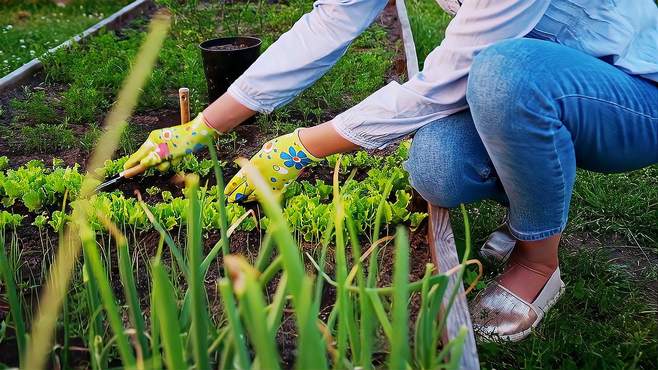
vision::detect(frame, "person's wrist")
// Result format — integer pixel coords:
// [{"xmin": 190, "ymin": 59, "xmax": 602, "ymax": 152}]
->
[
  {"xmin": 196, "ymin": 113, "xmax": 219, "ymax": 137},
  {"xmin": 202, "ymin": 93, "xmax": 257, "ymax": 133},
  {"xmin": 294, "ymin": 128, "xmax": 322, "ymax": 161}
]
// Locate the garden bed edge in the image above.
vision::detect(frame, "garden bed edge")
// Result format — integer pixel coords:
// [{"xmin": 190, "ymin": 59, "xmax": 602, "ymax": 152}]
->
[{"xmin": 0, "ymin": 0, "xmax": 154, "ymax": 93}]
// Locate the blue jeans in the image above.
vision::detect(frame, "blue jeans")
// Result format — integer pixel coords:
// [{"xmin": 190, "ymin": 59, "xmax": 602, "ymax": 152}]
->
[{"xmin": 404, "ymin": 39, "xmax": 658, "ymax": 241}]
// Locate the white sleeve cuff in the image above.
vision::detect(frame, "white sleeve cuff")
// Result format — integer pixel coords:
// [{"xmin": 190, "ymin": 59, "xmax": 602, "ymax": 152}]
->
[
  {"xmin": 331, "ymin": 117, "xmax": 385, "ymax": 150},
  {"xmin": 227, "ymin": 84, "xmax": 274, "ymax": 114}
]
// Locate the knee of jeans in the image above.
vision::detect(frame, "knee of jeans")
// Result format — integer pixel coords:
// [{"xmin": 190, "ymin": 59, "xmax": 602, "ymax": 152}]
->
[
  {"xmin": 405, "ymin": 127, "xmax": 467, "ymax": 208},
  {"xmin": 467, "ymin": 39, "xmax": 540, "ymax": 134}
]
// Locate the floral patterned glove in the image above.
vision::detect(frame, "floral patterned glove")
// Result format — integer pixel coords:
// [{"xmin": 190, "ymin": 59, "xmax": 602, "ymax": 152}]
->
[
  {"xmin": 124, "ymin": 113, "xmax": 218, "ymax": 171},
  {"xmin": 225, "ymin": 128, "xmax": 320, "ymax": 203}
]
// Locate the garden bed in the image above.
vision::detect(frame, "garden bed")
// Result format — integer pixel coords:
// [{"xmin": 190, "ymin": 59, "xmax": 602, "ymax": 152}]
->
[{"xmin": 0, "ymin": 0, "xmax": 135, "ymax": 78}]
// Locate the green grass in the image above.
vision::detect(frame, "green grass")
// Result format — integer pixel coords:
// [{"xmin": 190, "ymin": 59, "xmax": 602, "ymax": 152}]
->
[
  {"xmin": 407, "ymin": 0, "xmax": 452, "ymax": 68},
  {"xmin": 0, "ymin": 0, "xmax": 131, "ymax": 77},
  {"xmin": 570, "ymin": 167, "xmax": 658, "ymax": 248},
  {"xmin": 61, "ymin": 84, "xmax": 104, "ymax": 124},
  {"xmin": 478, "ymin": 247, "xmax": 658, "ymax": 369},
  {"xmin": 10, "ymin": 89, "xmax": 58, "ymax": 125},
  {"xmin": 79, "ymin": 122, "xmax": 148, "ymax": 162},
  {"xmin": 21, "ymin": 123, "xmax": 75, "ymax": 152}
]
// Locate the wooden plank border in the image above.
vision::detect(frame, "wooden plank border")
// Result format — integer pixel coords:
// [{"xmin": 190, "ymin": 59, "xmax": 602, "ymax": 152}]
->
[
  {"xmin": 428, "ymin": 206, "xmax": 480, "ymax": 369},
  {"xmin": 394, "ymin": 0, "xmax": 419, "ymax": 78},
  {"xmin": 392, "ymin": 0, "xmax": 480, "ymax": 367},
  {"xmin": 0, "ymin": 0, "xmax": 153, "ymax": 93}
]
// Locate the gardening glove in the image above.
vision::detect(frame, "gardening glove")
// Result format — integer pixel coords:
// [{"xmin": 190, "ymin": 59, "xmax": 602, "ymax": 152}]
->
[
  {"xmin": 124, "ymin": 113, "xmax": 218, "ymax": 172},
  {"xmin": 225, "ymin": 128, "xmax": 320, "ymax": 203}
]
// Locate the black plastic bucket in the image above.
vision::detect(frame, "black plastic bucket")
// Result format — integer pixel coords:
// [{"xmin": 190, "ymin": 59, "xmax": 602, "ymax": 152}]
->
[{"xmin": 199, "ymin": 36, "xmax": 262, "ymax": 104}]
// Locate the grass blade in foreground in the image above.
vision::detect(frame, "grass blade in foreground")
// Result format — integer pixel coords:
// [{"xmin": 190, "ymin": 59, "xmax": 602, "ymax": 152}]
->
[
  {"xmin": 235, "ymin": 158, "xmax": 328, "ymax": 370},
  {"xmin": 346, "ymin": 212, "xmax": 374, "ymax": 369},
  {"xmin": 332, "ymin": 160, "xmax": 359, "ymax": 366},
  {"xmin": 79, "ymin": 220, "xmax": 136, "ymax": 367},
  {"xmin": 0, "ymin": 233, "xmax": 27, "ymax": 365},
  {"xmin": 226, "ymin": 255, "xmax": 282, "ymax": 369},
  {"xmin": 207, "ymin": 139, "xmax": 230, "ymax": 259},
  {"xmin": 152, "ymin": 261, "xmax": 186, "ymax": 370},
  {"xmin": 118, "ymin": 239, "xmax": 149, "ymax": 361},
  {"xmin": 25, "ymin": 11, "xmax": 171, "ymax": 369},
  {"xmin": 266, "ymin": 273, "xmax": 288, "ymax": 337},
  {"xmin": 295, "ymin": 275, "xmax": 324, "ymax": 370},
  {"xmin": 389, "ymin": 226, "xmax": 410, "ymax": 369},
  {"xmin": 99, "ymin": 214, "xmax": 149, "ymax": 361},
  {"xmin": 149, "ymin": 286, "xmax": 162, "ymax": 370},
  {"xmin": 218, "ymin": 279, "xmax": 251, "ymax": 370},
  {"xmin": 186, "ymin": 175, "xmax": 210, "ymax": 370}
]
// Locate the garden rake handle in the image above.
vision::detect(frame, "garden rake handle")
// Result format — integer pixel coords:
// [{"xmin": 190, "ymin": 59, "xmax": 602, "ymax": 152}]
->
[
  {"xmin": 122, "ymin": 88, "xmax": 187, "ymax": 179},
  {"xmin": 179, "ymin": 87, "xmax": 190, "ymax": 124},
  {"xmin": 96, "ymin": 88, "xmax": 190, "ymax": 193},
  {"xmin": 95, "ymin": 163, "xmax": 147, "ymax": 192},
  {"xmin": 121, "ymin": 163, "xmax": 148, "ymax": 178},
  {"xmin": 119, "ymin": 88, "xmax": 187, "ymax": 179}
]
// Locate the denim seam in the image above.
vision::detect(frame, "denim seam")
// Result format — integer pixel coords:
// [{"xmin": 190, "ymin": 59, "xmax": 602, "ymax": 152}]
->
[
  {"xmin": 507, "ymin": 222, "xmax": 565, "ymax": 242},
  {"xmin": 554, "ymin": 94, "xmax": 658, "ymax": 120},
  {"xmin": 553, "ymin": 120, "xmax": 569, "ymax": 241},
  {"xmin": 507, "ymin": 111, "xmax": 568, "ymax": 241}
]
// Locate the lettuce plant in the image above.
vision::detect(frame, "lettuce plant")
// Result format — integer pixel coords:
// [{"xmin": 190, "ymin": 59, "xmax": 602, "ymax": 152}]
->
[{"xmin": 0, "ymin": 211, "xmax": 24, "ymax": 229}]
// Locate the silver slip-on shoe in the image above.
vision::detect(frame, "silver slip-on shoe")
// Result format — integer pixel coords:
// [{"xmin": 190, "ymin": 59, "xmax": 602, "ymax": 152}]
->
[
  {"xmin": 480, "ymin": 224, "xmax": 516, "ymax": 265},
  {"xmin": 469, "ymin": 268, "xmax": 565, "ymax": 342}
]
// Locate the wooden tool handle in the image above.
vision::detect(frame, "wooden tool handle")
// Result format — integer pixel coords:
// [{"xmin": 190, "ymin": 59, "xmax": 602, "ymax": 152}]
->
[
  {"xmin": 179, "ymin": 87, "xmax": 190, "ymax": 124},
  {"xmin": 121, "ymin": 163, "xmax": 147, "ymax": 179}
]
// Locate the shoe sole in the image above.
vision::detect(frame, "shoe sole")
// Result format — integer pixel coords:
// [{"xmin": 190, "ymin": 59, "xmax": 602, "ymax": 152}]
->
[{"xmin": 496, "ymin": 280, "xmax": 566, "ymax": 342}]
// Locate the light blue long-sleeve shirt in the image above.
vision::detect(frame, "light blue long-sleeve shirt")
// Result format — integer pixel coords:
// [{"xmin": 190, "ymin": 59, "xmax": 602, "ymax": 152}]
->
[{"xmin": 228, "ymin": 0, "xmax": 658, "ymax": 149}]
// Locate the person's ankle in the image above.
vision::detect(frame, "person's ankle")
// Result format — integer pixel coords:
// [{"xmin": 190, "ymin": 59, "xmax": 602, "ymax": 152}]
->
[
  {"xmin": 509, "ymin": 252, "xmax": 557, "ymax": 276},
  {"xmin": 499, "ymin": 259, "xmax": 558, "ymax": 302}
]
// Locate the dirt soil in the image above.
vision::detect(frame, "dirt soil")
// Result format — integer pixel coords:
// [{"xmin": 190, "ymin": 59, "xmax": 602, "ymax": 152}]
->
[{"xmin": 206, "ymin": 42, "xmax": 250, "ymax": 51}]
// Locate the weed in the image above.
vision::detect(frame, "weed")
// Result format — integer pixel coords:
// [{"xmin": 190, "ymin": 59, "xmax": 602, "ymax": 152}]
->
[
  {"xmin": 80, "ymin": 125, "xmax": 101, "ymax": 152},
  {"xmin": 0, "ymin": 156, "xmax": 9, "ymax": 171},
  {"xmin": 11, "ymin": 89, "xmax": 58, "ymax": 125},
  {"xmin": 21, "ymin": 123, "xmax": 75, "ymax": 152},
  {"xmin": 407, "ymin": 0, "xmax": 452, "ymax": 68},
  {"xmin": 215, "ymin": 130, "xmax": 246, "ymax": 151},
  {"xmin": 83, "ymin": 124, "xmax": 150, "ymax": 157},
  {"xmin": 570, "ymin": 167, "xmax": 658, "ymax": 248},
  {"xmin": 118, "ymin": 123, "xmax": 147, "ymax": 156},
  {"xmin": 61, "ymin": 84, "xmax": 106, "ymax": 124}
]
